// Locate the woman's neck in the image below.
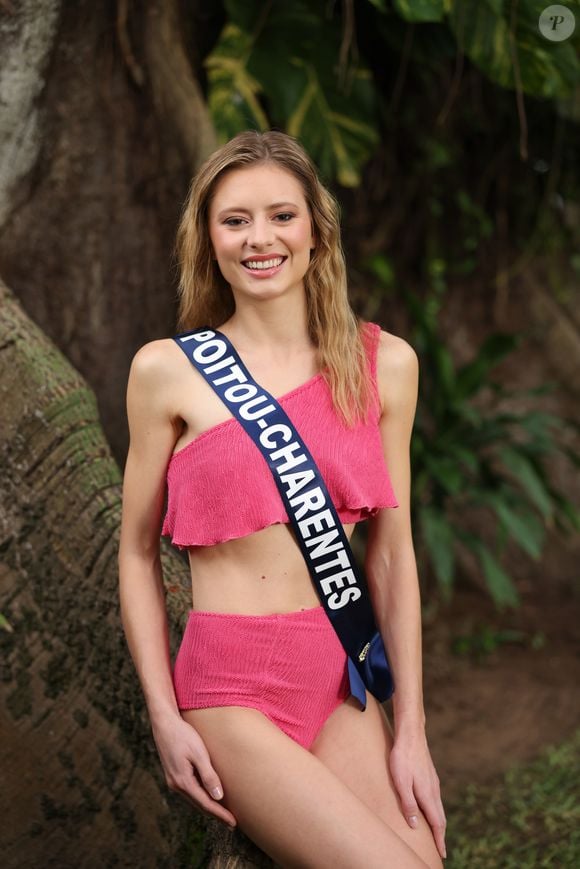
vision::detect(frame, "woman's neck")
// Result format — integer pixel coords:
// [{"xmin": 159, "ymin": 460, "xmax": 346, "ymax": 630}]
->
[{"xmin": 220, "ymin": 292, "xmax": 313, "ymax": 353}]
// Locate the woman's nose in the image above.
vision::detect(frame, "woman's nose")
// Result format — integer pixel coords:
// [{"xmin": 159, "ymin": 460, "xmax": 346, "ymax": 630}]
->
[{"xmin": 246, "ymin": 217, "xmax": 274, "ymax": 248}]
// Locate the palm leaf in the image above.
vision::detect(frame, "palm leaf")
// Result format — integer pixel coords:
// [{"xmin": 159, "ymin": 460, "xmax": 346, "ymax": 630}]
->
[
  {"xmin": 460, "ymin": 532, "xmax": 520, "ymax": 608},
  {"xmin": 498, "ymin": 446, "xmax": 554, "ymax": 520},
  {"xmin": 419, "ymin": 506, "xmax": 456, "ymax": 595}
]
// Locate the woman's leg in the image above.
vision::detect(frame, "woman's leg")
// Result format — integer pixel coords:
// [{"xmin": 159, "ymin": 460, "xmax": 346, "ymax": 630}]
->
[
  {"xmin": 309, "ymin": 695, "xmax": 443, "ymax": 869},
  {"xmin": 181, "ymin": 705, "xmax": 430, "ymax": 869}
]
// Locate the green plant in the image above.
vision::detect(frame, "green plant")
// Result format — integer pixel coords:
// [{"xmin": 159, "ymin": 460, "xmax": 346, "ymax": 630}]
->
[
  {"xmin": 413, "ymin": 289, "xmax": 579, "ymax": 606},
  {"xmin": 368, "ymin": 257, "xmax": 580, "ymax": 607},
  {"xmin": 446, "ymin": 730, "xmax": 580, "ymax": 868},
  {"xmin": 451, "ymin": 623, "xmax": 545, "ymax": 661},
  {"xmin": 203, "ymin": 0, "xmax": 580, "ymax": 187}
]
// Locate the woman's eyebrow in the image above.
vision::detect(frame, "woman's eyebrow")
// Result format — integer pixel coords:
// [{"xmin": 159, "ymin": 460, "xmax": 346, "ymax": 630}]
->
[{"xmin": 216, "ymin": 201, "xmax": 300, "ymax": 219}]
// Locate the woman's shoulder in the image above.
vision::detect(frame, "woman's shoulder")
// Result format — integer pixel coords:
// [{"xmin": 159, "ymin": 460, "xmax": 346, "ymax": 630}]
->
[
  {"xmin": 130, "ymin": 336, "xmax": 188, "ymax": 375},
  {"xmin": 376, "ymin": 328, "xmax": 417, "ymax": 367},
  {"xmin": 370, "ymin": 325, "xmax": 419, "ymax": 407},
  {"xmin": 360, "ymin": 321, "xmax": 417, "ymax": 371},
  {"xmin": 127, "ymin": 337, "xmax": 191, "ymax": 400}
]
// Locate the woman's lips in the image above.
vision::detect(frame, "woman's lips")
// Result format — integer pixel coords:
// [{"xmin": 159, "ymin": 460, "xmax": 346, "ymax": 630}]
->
[{"xmin": 241, "ymin": 256, "xmax": 287, "ymax": 278}]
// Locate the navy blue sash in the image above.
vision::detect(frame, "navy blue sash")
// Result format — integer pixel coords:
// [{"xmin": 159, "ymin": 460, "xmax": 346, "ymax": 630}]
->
[{"xmin": 172, "ymin": 327, "xmax": 394, "ymax": 709}]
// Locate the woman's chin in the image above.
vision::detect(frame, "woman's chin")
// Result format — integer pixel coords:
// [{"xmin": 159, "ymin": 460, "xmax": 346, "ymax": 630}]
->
[{"xmin": 231, "ymin": 279, "xmax": 304, "ymax": 304}]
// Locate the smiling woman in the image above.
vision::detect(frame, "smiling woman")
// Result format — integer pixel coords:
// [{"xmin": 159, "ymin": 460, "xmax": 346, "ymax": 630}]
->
[
  {"xmin": 208, "ymin": 164, "xmax": 314, "ymax": 295},
  {"xmin": 118, "ymin": 130, "xmax": 446, "ymax": 868}
]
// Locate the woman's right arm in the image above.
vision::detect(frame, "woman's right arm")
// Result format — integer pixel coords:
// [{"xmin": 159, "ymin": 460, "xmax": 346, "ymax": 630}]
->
[{"xmin": 118, "ymin": 341, "xmax": 237, "ymax": 829}]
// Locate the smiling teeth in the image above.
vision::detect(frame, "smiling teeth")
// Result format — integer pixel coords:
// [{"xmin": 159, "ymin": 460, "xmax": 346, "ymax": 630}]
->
[{"xmin": 244, "ymin": 257, "xmax": 284, "ymax": 270}]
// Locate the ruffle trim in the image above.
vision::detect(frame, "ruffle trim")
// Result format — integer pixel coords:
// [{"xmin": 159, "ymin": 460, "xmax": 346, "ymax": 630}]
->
[{"xmin": 162, "ymin": 496, "xmax": 399, "ymax": 550}]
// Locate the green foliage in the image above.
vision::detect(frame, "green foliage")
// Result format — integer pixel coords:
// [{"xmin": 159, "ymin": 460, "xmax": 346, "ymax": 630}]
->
[
  {"xmin": 386, "ymin": 0, "xmax": 580, "ymax": 99},
  {"xmin": 0, "ymin": 612, "xmax": 13, "ymax": 632},
  {"xmin": 447, "ymin": 0, "xmax": 580, "ymax": 99},
  {"xmin": 393, "ymin": 0, "xmax": 445, "ymax": 22},
  {"xmin": 368, "ymin": 258, "xmax": 580, "ymax": 607},
  {"xmin": 446, "ymin": 730, "xmax": 580, "ymax": 867},
  {"xmin": 451, "ymin": 623, "xmax": 545, "ymax": 661},
  {"xmin": 204, "ymin": 0, "xmax": 580, "ymax": 186},
  {"xmin": 205, "ymin": 24, "xmax": 269, "ymax": 138},
  {"xmin": 205, "ymin": 0, "xmax": 379, "ymax": 186}
]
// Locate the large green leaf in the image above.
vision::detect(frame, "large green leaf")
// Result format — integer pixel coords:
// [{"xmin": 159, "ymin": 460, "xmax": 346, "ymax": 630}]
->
[
  {"xmin": 206, "ymin": 1, "xmax": 379, "ymax": 186},
  {"xmin": 460, "ymin": 532, "xmax": 520, "ymax": 607},
  {"xmin": 498, "ymin": 446, "xmax": 554, "ymax": 519},
  {"xmin": 550, "ymin": 493, "xmax": 580, "ymax": 532},
  {"xmin": 205, "ymin": 24, "xmax": 269, "ymax": 140},
  {"xmin": 479, "ymin": 491, "xmax": 545, "ymax": 558},
  {"xmin": 477, "ymin": 543, "xmax": 520, "ymax": 608},
  {"xmin": 284, "ymin": 60, "xmax": 378, "ymax": 187},
  {"xmin": 393, "ymin": 0, "xmax": 446, "ymax": 22},
  {"xmin": 447, "ymin": 0, "xmax": 580, "ymax": 99}
]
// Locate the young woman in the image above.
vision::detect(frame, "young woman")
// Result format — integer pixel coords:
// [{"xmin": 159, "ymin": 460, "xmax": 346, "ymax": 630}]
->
[{"xmin": 119, "ymin": 130, "xmax": 446, "ymax": 868}]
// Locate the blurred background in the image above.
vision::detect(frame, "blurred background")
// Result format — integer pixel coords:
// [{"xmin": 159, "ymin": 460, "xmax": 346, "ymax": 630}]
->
[{"xmin": 1, "ymin": 1, "xmax": 579, "ymax": 866}]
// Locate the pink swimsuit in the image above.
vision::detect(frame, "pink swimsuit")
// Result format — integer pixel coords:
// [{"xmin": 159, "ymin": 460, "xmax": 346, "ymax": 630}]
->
[{"xmin": 163, "ymin": 321, "xmax": 399, "ymax": 748}]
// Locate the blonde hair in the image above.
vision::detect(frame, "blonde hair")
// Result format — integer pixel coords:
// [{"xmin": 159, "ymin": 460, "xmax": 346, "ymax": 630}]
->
[{"xmin": 174, "ymin": 130, "xmax": 372, "ymax": 426}]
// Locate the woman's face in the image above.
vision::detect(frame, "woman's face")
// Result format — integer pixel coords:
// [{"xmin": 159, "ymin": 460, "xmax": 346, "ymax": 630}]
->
[{"xmin": 207, "ymin": 163, "xmax": 315, "ymax": 305}]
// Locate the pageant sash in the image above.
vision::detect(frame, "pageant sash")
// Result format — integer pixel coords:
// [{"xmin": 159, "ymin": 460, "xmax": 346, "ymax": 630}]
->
[{"xmin": 172, "ymin": 327, "xmax": 394, "ymax": 709}]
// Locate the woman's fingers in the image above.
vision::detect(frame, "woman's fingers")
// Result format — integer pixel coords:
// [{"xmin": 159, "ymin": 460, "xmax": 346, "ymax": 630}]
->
[
  {"xmin": 413, "ymin": 773, "xmax": 447, "ymax": 859},
  {"xmin": 192, "ymin": 737, "xmax": 228, "ymax": 803},
  {"xmin": 186, "ymin": 738, "xmax": 238, "ymax": 826},
  {"xmin": 391, "ymin": 756, "xmax": 447, "ymax": 859},
  {"xmin": 155, "ymin": 717, "xmax": 238, "ymax": 829},
  {"xmin": 171, "ymin": 767, "xmax": 238, "ymax": 828},
  {"xmin": 418, "ymin": 786, "xmax": 447, "ymax": 859},
  {"xmin": 189, "ymin": 779, "xmax": 238, "ymax": 828},
  {"xmin": 397, "ymin": 776, "xmax": 421, "ymax": 829}
]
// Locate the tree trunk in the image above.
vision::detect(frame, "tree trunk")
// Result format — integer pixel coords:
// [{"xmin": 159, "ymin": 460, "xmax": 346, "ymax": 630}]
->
[
  {"xmin": 0, "ymin": 279, "xmax": 185, "ymax": 865},
  {"xmin": 0, "ymin": 0, "xmax": 216, "ymax": 465},
  {"xmin": 0, "ymin": 281, "xmax": 276, "ymax": 867}
]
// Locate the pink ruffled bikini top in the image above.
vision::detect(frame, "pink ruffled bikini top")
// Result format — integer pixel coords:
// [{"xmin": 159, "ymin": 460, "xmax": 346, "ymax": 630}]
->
[{"xmin": 161, "ymin": 321, "xmax": 399, "ymax": 548}]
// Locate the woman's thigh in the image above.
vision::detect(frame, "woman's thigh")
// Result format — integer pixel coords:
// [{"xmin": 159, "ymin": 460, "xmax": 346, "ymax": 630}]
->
[
  {"xmin": 309, "ymin": 695, "xmax": 443, "ymax": 869},
  {"xmin": 181, "ymin": 705, "xmax": 430, "ymax": 869}
]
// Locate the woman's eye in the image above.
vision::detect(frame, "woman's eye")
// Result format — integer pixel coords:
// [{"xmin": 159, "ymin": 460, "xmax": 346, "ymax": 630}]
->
[
  {"xmin": 275, "ymin": 213, "xmax": 294, "ymax": 222},
  {"xmin": 224, "ymin": 217, "xmax": 246, "ymax": 226}
]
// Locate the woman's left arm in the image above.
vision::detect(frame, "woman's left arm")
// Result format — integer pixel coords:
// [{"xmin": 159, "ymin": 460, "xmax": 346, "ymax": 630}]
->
[{"xmin": 365, "ymin": 330, "xmax": 447, "ymax": 860}]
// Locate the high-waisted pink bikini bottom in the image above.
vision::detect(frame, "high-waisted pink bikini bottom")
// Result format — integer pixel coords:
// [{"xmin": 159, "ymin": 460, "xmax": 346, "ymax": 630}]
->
[{"xmin": 173, "ymin": 604, "xmax": 351, "ymax": 750}]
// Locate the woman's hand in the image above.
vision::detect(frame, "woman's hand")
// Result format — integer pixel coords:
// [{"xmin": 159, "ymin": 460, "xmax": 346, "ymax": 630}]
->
[
  {"xmin": 389, "ymin": 727, "xmax": 447, "ymax": 860},
  {"xmin": 151, "ymin": 713, "xmax": 238, "ymax": 830}
]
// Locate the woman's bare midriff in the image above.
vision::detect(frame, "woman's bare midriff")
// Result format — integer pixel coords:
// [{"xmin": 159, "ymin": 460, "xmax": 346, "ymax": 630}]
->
[{"xmin": 186, "ymin": 521, "xmax": 356, "ymax": 616}]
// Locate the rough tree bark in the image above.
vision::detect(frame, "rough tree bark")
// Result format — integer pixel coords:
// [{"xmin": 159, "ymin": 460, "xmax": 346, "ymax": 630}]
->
[
  {"xmin": 0, "ymin": 0, "xmax": 216, "ymax": 464},
  {"xmin": 0, "ymin": 280, "xmax": 276, "ymax": 867},
  {"xmin": 0, "ymin": 279, "xmax": 194, "ymax": 866}
]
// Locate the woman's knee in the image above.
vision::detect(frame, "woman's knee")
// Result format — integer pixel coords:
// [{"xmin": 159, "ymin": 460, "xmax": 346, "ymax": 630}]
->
[{"xmin": 310, "ymin": 696, "xmax": 443, "ymax": 869}]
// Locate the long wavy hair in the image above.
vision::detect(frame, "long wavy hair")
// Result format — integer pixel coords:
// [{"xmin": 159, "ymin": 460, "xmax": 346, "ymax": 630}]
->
[{"xmin": 174, "ymin": 130, "xmax": 372, "ymax": 426}]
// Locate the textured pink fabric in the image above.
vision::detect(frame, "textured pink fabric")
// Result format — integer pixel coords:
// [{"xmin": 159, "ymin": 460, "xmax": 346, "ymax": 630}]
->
[
  {"xmin": 162, "ymin": 321, "xmax": 399, "ymax": 548},
  {"xmin": 173, "ymin": 605, "xmax": 351, "ymax": 749}
]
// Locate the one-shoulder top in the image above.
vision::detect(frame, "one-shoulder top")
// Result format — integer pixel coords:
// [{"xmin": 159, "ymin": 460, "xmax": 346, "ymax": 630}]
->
[{"xmin": 161, "ymin": 321, "xmax": 399, "ymax": 548}]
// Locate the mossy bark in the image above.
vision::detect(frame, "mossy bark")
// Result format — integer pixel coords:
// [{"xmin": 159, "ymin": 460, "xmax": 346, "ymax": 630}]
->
[
  {"xmin": 0, "ymin": 280, "xmax": 184, "ymax": 865},
  {"xmin": 0, "ymin": 282, "xmax": 275, "ymax": 867}
]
